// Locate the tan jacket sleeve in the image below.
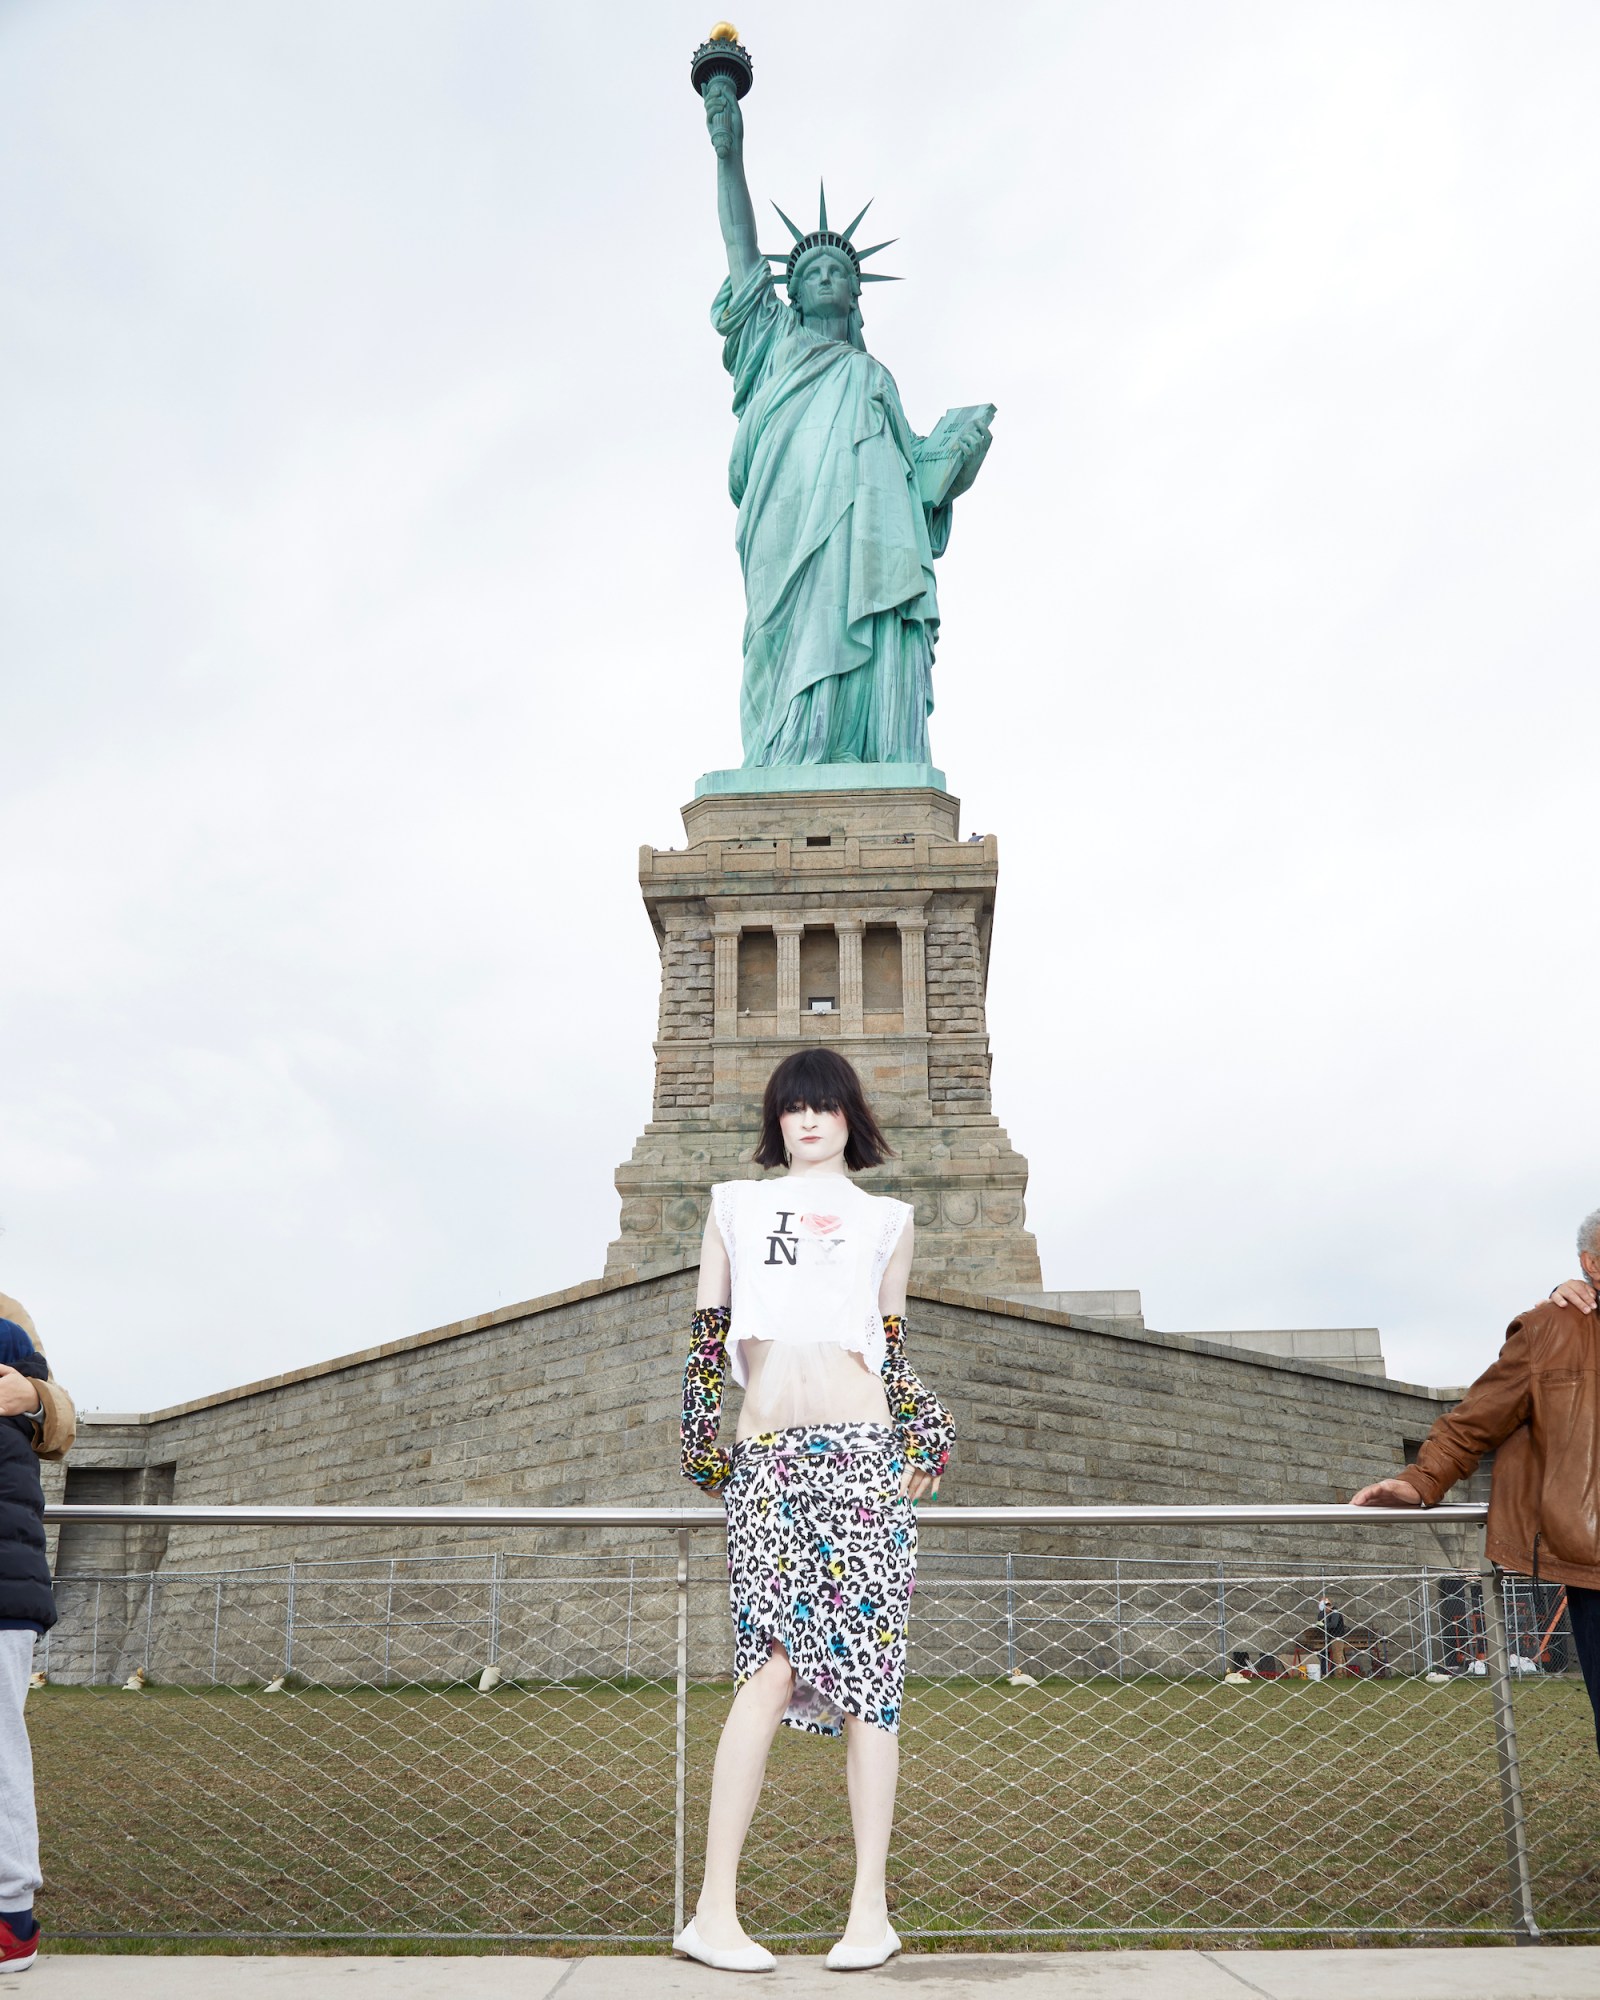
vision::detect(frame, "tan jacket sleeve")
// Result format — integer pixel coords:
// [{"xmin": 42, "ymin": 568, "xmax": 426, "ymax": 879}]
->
[
  {"xmin": 1397, "ymin": 1313, "xmax": 1533, "ymax": 1506},
  {"xmin": 31, "ymin": 1376, "xmax": 77, "ymax": 1461},
  {"xmin": 6, "ymin": 1321, "xmax": 77, "ymax": 1461}
]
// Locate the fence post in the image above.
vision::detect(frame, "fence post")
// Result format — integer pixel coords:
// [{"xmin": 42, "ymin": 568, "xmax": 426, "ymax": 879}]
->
[
  {"xmin": 285, "ymin": 1563, "xmax": 296, "ymax": 1678},
  {"xmin": 487, "ymin": 1551, "xmax": 504, "ymax": 1670},
  {"xmin": 143, "ymin": 1573, "xmax": 155, "ymax": 1674},
  {"xmin": 1005, "ymin": 1553, "xmax": 1017, "ymax": 1674},
  {"xmin": 1424, "ymin": 1563, "xmax": 1442, "ymax": 1675},
  {"xmin": 1114, "ymin": 1559, "xmax": 1125, "ymax": 1680},
  {"xmin": 91, "ymin": 1581, "xmax": 101, "ymax": 1686},
  {"xmin": 1481, "ymin": 1561, "xmax": 1540, "ymax": 1941},
  {"xmin": 674, "ymin": 1528, "xmax": 690, "ymax": 1939},
  {"xmin": 212, "ymin": 1579, "xmax": 223, "ymax": 1685},
  {"xmin": 1214, "ymin": 1563, "xmax": 1229, "ymax": 1677}
]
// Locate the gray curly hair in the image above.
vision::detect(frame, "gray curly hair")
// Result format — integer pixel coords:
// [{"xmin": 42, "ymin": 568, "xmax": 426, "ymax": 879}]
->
[{"xmin": 1578, "ymin": 1207, "xmax": 1600, "ymax": 1262}]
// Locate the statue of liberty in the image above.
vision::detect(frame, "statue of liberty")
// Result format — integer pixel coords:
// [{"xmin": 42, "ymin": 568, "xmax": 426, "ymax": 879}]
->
[{"xmin": 698, "ymin": 40, "xmax": 994, "ymax": 772}]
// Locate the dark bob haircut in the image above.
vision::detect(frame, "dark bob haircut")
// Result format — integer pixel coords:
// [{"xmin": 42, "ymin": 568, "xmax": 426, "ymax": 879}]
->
[{"xmin": 753, "ymin": 1049, "xmax": 893, "ymax": 1173}]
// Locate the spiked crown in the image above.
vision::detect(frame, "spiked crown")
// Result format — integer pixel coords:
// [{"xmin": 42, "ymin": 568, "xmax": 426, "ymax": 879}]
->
[{"xmin": 764, "ymin": 183, "xmax": 902, "ymax": 299}]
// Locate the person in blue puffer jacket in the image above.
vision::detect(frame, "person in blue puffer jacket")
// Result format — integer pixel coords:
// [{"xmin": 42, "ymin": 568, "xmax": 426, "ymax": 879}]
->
[{"xmin": 0, "ymin": 1295, "xmax": 76, "ymax": 1975}]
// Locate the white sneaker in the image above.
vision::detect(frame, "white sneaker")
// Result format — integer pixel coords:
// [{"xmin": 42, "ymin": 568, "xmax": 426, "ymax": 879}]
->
[
  {"xmin": 672, "ymin": 1915, "xmax": 776, "ymax": 1972},
  {"xmin": 825, "ymin": 1920, "xmax": 901, "ymax": 1970}
]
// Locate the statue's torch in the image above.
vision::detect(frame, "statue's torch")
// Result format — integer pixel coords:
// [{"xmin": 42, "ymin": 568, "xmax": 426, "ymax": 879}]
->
[{"xmin": 691, "ymin": 22, "xmax": 754, "ymax": 127}]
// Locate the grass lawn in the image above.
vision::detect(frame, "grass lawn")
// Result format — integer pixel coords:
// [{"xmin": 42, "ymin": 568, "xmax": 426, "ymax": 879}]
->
[{"xmin": 29, "ymin": 1673, "xmax": 1600, "ymax": 1947}]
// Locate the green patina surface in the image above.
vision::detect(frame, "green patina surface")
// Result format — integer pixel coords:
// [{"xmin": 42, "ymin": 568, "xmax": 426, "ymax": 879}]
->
[
  {"xmin": 694, "ymin": 762, "xmax": 947, "ymax": 798},
  {"xmin": 698, "ymin": 54, "xmax": 994, "ymax": 781}
]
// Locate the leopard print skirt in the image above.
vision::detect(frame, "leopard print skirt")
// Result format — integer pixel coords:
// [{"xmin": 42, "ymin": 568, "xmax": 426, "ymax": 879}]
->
[{"xmin": 723, "ymin": 1422, "xmax": 916, "ymax": 1736}]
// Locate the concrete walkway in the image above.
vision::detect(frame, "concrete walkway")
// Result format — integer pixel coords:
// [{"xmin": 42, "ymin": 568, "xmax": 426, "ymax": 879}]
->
[{"xmin": 29, "ymin": 1950, "xmax": 1600, "ymax": 1998}]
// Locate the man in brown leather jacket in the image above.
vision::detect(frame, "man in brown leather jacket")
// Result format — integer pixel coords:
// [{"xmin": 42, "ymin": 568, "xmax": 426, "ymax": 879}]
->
[{"xmin": 1353, "ymin": 1209, "xmax": 1600, "ymax": 1754}]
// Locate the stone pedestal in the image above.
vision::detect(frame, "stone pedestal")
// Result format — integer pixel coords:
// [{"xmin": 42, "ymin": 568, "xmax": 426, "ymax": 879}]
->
[{"xmin": 606, "ymin": 785, "xmax": 1042, "ymax": 1291}]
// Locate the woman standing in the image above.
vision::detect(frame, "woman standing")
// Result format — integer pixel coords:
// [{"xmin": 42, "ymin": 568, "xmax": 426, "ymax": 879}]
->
[{"xmin": 674, "ymin": 1049, "xmax": 955, "ymax": 1974}]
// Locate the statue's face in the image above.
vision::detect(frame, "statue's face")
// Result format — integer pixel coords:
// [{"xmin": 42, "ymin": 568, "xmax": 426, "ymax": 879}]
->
[{"xmin": 793, "ymin": 250, "xmax": 855, "ymax": 323}]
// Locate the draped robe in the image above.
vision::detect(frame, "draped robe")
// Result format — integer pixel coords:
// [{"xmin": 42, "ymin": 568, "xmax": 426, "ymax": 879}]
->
[{"xmin": 714, "ymin": 263, "xmax": 953, "ymax": 768}]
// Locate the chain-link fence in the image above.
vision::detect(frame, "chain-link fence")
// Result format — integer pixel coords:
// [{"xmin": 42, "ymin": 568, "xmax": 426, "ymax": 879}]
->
[{"xmin": 28, "ymin": 1504, "xmax": 1600, "ymax": 1944}]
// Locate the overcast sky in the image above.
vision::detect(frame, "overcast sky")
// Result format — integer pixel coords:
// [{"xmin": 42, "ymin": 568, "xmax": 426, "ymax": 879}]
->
[{"xmin": 3, "ymin": 1, "xmax": 1597, "ymax": 1416}]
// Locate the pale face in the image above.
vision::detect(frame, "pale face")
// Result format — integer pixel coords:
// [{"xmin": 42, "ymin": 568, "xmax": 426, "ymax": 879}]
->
[
  {"xmin": 793, "ymin": 250, "xmax": 854, "ymax": 323},
  {"xmin": 778, "ymin": 1101, "xmax": 849, "ymax": 1171}
]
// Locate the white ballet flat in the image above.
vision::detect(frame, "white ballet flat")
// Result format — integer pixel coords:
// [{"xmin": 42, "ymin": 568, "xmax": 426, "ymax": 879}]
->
[
  {"xmin": 672, "ymin": 1916, "xmax": 776, "ymax": 1972},
  {"xmin": 825, "ymin": 1920, "xmax": 901, "ymax": 1970}
]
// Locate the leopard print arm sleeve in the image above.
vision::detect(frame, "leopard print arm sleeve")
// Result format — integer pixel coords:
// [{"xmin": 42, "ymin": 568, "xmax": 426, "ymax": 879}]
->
[
  {"xmin": 681, "ymin": 1306, "xmax": 735, "ymax": 1493},
  {"xmin": 880, "ymin": 1313, "xmax": 956, "ymax": 1477}
]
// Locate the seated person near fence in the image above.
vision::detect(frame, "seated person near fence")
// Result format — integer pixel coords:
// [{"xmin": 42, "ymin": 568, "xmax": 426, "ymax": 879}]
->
[
  {"xmin": 1318, "ymin": 1594, "xmax": 1347, "ymax": 1676},
  {"xmin": 1351, "ymin": 1214, "xmax": 1600, "ymax": 1755},
  {"xmin": 674, "ymin": 1050, "xmax": 955, "ymax": 1976},
  {"xmin": 0, "ymin": 1293, "xmax": 77, "ymax": 1974}
]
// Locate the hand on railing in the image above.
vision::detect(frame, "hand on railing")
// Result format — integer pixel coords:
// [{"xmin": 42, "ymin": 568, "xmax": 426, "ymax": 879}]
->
[{"xmin": 1350, "ymin": 1478, "xmax": 1425, "ymax": 1507}]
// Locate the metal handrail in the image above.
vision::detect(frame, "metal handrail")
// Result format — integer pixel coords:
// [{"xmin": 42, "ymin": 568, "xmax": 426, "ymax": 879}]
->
[{"xmin": 45, "ymin": 1501, "xmax": 1489, "ymax": 1528}]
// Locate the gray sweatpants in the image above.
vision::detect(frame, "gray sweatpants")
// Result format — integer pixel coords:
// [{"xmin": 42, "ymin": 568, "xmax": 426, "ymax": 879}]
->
[{"xmin": 0, "ymin": 1632, "xmax": 39, "ymax": 1910}]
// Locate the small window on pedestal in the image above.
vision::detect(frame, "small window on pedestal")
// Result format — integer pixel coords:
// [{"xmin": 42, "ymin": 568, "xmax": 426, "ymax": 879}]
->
[{"xmin": 808, "ymin": 996, "xmax": 836, "ymax": 1014}]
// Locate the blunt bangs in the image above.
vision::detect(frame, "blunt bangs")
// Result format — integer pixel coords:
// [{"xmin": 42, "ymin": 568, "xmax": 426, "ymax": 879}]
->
[{"xmin": 752, "ymin": 1049, "xmax": 893, "ymax": 1173}]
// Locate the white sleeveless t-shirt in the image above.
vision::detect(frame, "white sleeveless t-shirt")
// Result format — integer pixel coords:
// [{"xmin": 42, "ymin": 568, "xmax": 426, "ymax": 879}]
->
[{"xmin": 711, "ymin": 1176, "xmax": 913, "ymax": 1389}]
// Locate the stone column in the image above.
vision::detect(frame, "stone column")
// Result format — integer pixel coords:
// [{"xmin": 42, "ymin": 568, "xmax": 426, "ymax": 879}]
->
[
  {"xmin": 712, "ymin": 918, "xmax": 741, "ymax": 1039},
  {"xmin": 899, "ymin": 915, "xmax": 928, "ymax": 1034},
  {"xmin": 836, "ymin": 917, "xmax": 864, "ymax": 1037},
  {"xmin": 775, "ymin": 919, "xmax": 804, "ymax": 1039}
]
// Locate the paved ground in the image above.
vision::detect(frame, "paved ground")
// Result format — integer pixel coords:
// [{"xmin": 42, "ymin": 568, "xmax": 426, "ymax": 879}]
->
[{"xmin": 27, "ymin": 1950, "xmax": 1600, "ymax": 1998}]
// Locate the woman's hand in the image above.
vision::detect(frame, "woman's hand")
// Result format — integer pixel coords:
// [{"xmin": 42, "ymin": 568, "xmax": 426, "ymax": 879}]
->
[
  {"xmin": 1551, "ymin": 1279, "xmax": 1597, "ymax": 1313},
  {"xmin": 899, "ymin": 1464, "xmax": 940, "ymax": 1503},
  {"xmin": 0, "ymin": 1367, "xmax": 41, "ymax": 1418},
  {"xmin": 704, "ymin": 76, "xmax": 743, "ymax": 159}
]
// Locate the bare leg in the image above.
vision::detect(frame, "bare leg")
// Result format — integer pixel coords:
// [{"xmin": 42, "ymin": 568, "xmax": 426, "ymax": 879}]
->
[
  {"xmin": 839, "ymin": 1714, "xmax": 899, "ymax": 1945},
  {"xmin": 692, "ymin": 1645, "xmax": 794, "ymax": 1950}
]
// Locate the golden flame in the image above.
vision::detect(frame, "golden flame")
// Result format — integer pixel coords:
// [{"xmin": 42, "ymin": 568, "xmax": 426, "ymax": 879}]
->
[{"xmin": 709, "ymin": 22, "xmax": 739, "ymax": 43}]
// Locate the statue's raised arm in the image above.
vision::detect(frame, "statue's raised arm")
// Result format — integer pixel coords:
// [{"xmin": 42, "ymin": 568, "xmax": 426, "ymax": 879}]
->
[{"xmin": 703, "ymin": 75, "xmax": 760, "ymax": 289}]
